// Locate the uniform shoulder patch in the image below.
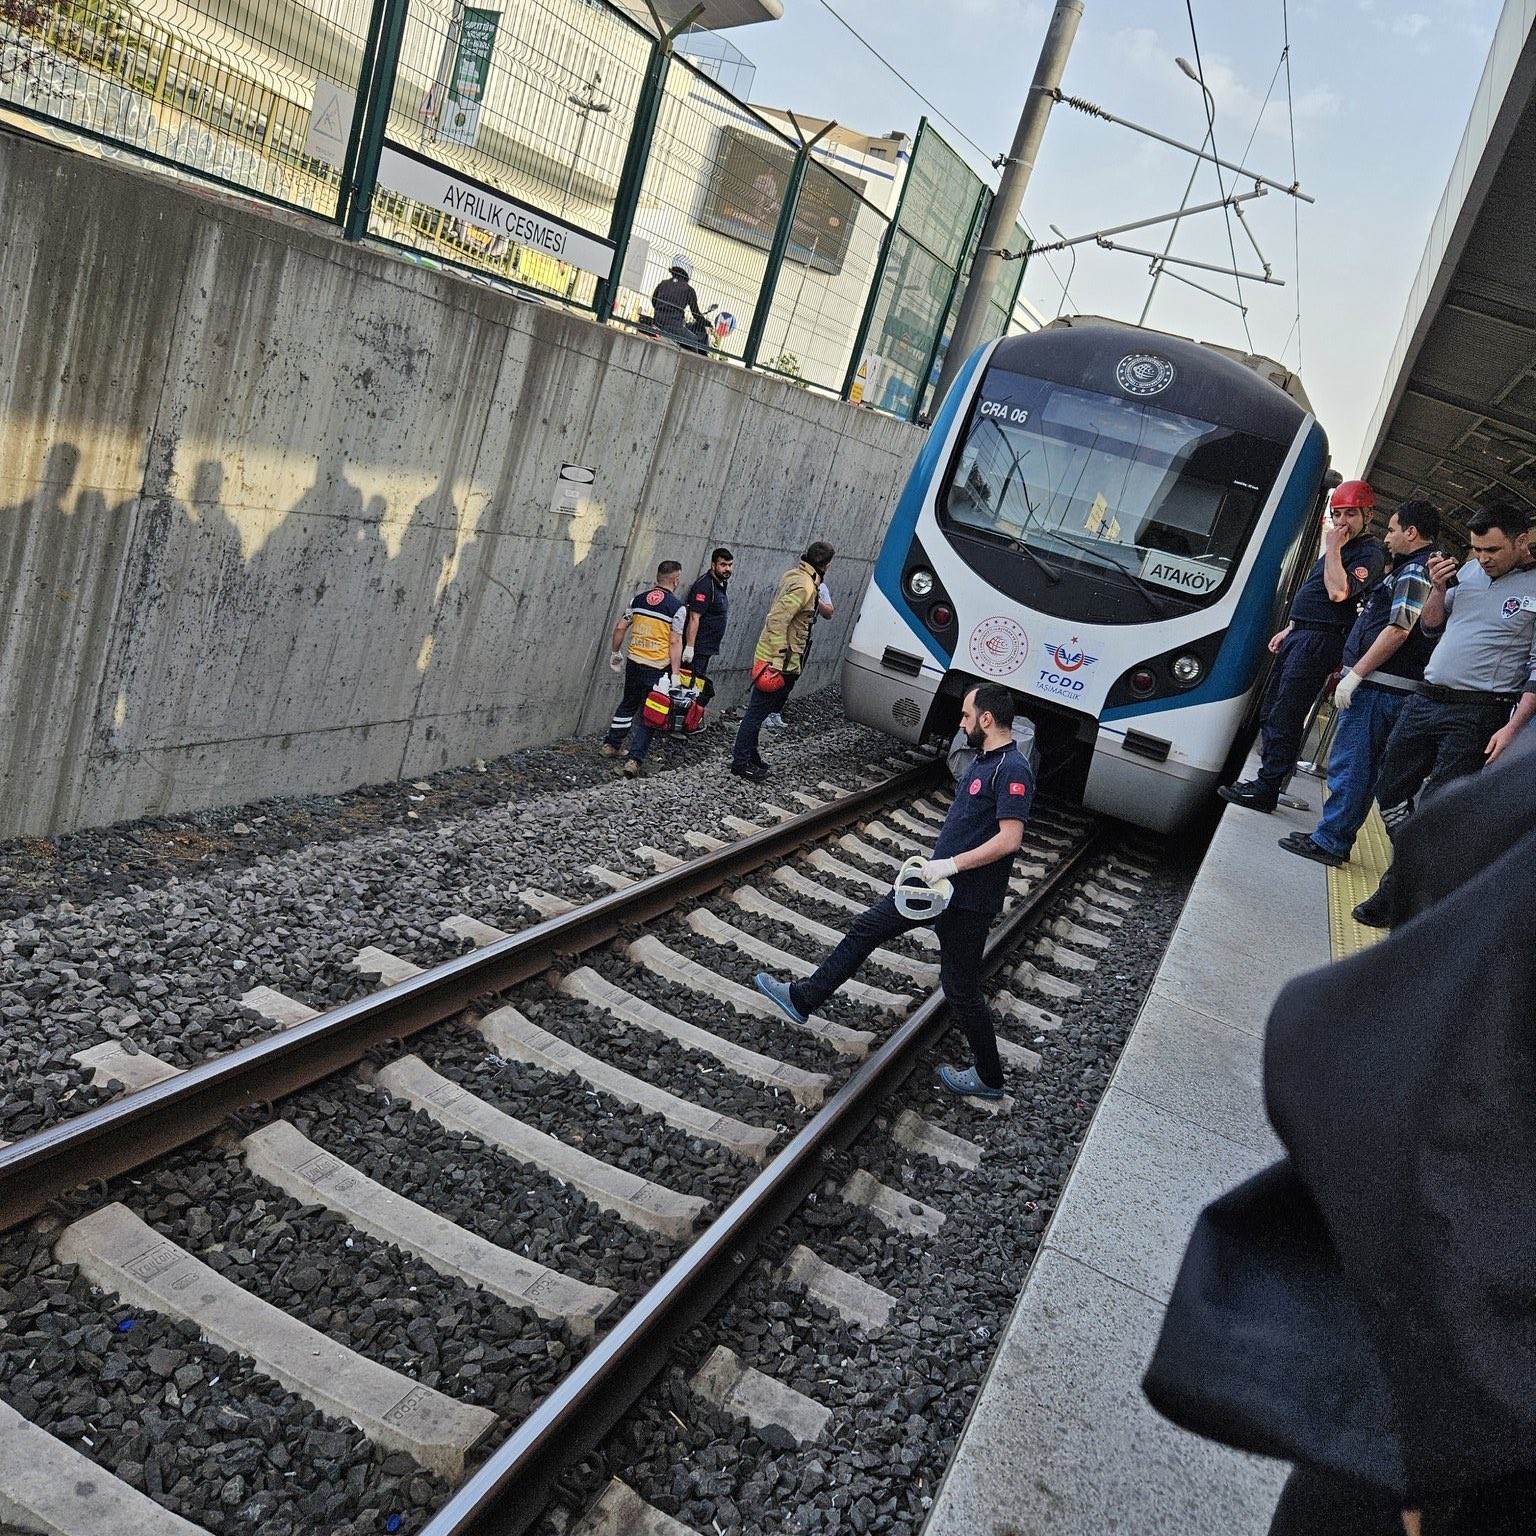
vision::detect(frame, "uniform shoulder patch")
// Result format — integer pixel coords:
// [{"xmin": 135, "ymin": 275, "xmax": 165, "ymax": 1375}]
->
[
  {"xmin": 1352, "ymin": 565, "xmax": 1370, "ymax": 582},
  {"xmin": 645, "ymin": 589, "xmax": 664, "ymax": 606},
  {"xmin": 1008, "ymin": 781, "xmax": 1029, "ymax": 796}
]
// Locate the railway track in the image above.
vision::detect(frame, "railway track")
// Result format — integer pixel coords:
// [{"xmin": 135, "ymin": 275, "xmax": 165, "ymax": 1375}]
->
[{"xmin": 0, "ymin": 757, "xmax": 1162, "ymax": 1536}]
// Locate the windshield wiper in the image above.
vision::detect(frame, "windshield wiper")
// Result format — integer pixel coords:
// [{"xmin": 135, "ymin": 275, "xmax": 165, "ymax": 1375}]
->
[
  {"xmin": 1090, "ymin": 550, "xmax": 1174, "ymax": 616},
  {"xmin": 1009, "ymin": 532, "xmax": 1064, "ymax": 586}
]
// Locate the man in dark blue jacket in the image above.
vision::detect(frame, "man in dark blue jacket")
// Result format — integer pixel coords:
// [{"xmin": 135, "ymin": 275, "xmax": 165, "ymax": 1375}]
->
[
  {"xmin": 1221, "ymin": 479, "xmax": 1384, "ymax": 813},
  {"xmin": 681, "ymin": 548, "xmax": 733, "ymax": 677},
  {"xmin": 752, "ymin": 681, "xmax": 1034, "ymax": 1101}
]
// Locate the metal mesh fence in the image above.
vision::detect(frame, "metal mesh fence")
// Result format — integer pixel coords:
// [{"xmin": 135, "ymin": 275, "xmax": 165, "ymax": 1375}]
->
[
  {"xmin": 605, "ymin": 53, "xmax": 784, "ymax": 357},
  {"xmin": 857, "ymin": 119, "xmax": 988, "ymax": 421},
  {"xmin": 0, "ymin": 0, "xmax": 372, "ymax": 215},
  {"xmin": 366, "ymin": 0, "xmax": 646, "ymax": 301},
  {"xmin": 0, "ymin": 0, "xmax": 1020, "ymax": 417},
  {"xmin": 756, "ymin": 151, "xmax": 890, "ymax": 392}
]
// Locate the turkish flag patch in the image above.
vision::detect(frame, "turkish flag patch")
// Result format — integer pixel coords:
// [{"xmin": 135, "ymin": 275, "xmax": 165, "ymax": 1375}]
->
[{"xmin": 1009, "ymin": 782, "xmax": 1029, "ymax": 796}]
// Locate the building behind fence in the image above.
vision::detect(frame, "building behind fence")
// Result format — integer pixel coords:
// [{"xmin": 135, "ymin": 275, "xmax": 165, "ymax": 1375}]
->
[{"xmin": 0, "ymin": 0, "xmax": 1033, "ymax": 420}]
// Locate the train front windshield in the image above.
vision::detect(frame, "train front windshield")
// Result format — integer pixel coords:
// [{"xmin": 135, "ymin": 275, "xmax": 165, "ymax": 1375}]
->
[{"xmin": 940, "ymin": 367, "xmax": 1291, "ymax": 624}]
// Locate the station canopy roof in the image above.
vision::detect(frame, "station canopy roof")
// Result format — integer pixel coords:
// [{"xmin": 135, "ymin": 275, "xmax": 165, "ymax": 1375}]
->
[
  {"xmin": 1362, "ymin": 0, "xmax": 1536, "ymax": 543},
  {"xmin": 611, "ymin": 0, "xmax": 783, "ymax": 30}
]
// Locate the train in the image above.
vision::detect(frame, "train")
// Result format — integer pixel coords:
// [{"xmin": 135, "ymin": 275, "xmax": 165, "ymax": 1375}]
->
[{"xmin": 842, "ymin": 316, "xmax": 1334, "ymax": 832}]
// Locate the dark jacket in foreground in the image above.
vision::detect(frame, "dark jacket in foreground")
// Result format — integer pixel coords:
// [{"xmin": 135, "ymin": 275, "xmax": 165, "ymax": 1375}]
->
[{"xmin": 1143, "ymin": 731, "xmax": 1536, "ymax": 1519}]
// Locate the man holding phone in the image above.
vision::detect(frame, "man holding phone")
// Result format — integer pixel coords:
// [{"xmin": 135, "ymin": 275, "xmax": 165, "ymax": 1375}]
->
[{"xmin": 1221, "ymin": 480, "xmax": 1384, "ymax": 814}]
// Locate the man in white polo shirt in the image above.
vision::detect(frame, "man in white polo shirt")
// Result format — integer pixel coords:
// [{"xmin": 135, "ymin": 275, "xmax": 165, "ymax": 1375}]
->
[{"xmin": 1353, "ymin": 502, "xmax": 1536, "ymax": 926}]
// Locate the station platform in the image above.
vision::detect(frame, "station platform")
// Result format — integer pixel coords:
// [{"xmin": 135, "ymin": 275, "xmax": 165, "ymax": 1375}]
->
[{"xmin": 924, "ymin": 775, "xmax": 1390, "ymax": 1535}]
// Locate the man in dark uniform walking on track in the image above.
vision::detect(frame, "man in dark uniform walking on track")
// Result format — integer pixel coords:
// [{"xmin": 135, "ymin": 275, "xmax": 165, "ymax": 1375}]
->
[
  {"xmin": 753, "ymin": 681, "xmax": 1035, "ymax": 1102},
  {"xmin": 602, "ymin": 560, "xmax": 685, "ymax": 778},
  {"xmin": 681, "ymin": 547, "xmax": 733, "ymax": 677},
  {"xmin": 1220, "ymin": 479, "xmax": 1384, "ymax": 813}
]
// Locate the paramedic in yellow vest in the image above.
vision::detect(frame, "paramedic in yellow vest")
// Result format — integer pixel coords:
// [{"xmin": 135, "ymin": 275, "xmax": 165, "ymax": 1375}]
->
[
  {"xmin": 730, "ymin": 541, "xmax": 834, "ymax": 782},
  {"xmin": 603, "ymin": 560, "xmax": 685, "ymax": 778}
]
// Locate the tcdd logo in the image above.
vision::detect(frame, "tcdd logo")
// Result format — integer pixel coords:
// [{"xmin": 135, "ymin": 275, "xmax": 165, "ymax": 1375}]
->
[
  {"xmin": 1046, "ymin": 638, "xmax": 1097, "ymax": 673},
  {"xmin": 1038, "ymin": 636, "xmax": 1098, "ymax": 696}
]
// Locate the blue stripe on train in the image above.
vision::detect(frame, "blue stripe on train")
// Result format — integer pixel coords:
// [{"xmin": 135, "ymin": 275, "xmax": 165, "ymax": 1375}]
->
[
  {"xmin": 871, "ymin": 346, "xmax": 990, "ymax": 664},
  {"xmin": 1101, "ymin": 419, "xmax": 1328, "ymax": 721}
]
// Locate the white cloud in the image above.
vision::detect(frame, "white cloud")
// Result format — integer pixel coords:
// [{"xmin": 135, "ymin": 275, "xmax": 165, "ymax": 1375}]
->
[
  {"xmin": 1109, "ymin": 26, "xmax": 1336, "ymax": 143},
  {"xmin": 1391, "ymin": 13, "xmax": 1431, "ymax": 37}
]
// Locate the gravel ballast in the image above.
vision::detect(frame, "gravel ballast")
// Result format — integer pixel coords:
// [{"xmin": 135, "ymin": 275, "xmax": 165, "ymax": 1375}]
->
[
  {"xmin": 540, "ymin": 840, "xmax": 1200, "ymax": 1536},
  {"xmin": 0, "ymin": 684, "xmax": 1207, "ymax": 1536},
  {"xmin": 0, "ymin": 692, "xmax": 920, "ymax": 1143}
]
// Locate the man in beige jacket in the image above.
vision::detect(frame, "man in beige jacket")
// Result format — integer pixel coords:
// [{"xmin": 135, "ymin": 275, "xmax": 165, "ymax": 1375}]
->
[{"xmin": 730, "ymin": 540, "xmax": 834, "ymax": 781}]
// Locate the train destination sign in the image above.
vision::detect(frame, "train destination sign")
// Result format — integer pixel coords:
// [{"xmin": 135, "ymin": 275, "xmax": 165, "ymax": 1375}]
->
[
  {"xmin": 1139, "ymin": 549, "xmax": 1225, "ymax": 595},
  {"xmin": 377, "ymin": 144, "xmax": 615, "ymax": 279}
]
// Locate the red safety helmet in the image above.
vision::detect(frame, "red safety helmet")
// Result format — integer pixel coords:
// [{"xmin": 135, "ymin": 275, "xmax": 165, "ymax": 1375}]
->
[{"xmin": 1330, "ymin": 479, "xmax": 1375, "ymax": 512}]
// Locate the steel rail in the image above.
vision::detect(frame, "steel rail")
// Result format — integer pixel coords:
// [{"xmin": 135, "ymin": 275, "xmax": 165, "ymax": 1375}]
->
[
  {"xmin": 424, "ymin": 825, "xmax": 1106, "ymax": 1536},
  {"xmin": 0, "ymin": 760, "xmax": 940, "ymax": 1232}
]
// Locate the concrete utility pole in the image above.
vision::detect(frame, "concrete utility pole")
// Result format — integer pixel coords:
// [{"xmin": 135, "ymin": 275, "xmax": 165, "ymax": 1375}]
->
[{"xmin": 932, "ymin": 0, "xmax": 1083, "ymax": 413}]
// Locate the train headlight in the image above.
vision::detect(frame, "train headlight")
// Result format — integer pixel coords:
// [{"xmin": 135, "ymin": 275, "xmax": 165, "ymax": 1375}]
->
[
  {"xmin": 1171, "ymin": 654, "xmax": 1203, "ymax": 686},
  {"xmin": 907, "ymin": 568, "xmax": 935, "ymax": 599}
]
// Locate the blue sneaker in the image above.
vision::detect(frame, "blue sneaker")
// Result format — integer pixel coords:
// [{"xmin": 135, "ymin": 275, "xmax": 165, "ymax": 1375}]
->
[
  {"xmin": 754, "ymin": 972, "xmax": 807, "ymax": 1024},
  {"xmin": 938, "ymin": 1064, "xmax": 1005, "ymax": 1100}
]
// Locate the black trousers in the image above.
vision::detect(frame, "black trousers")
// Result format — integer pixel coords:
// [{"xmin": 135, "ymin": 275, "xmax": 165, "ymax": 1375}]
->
[
  {"xmin": 1256, "ymin": 628, "xmax": 1346, "ymax": 795},
  {"xmin": 787, "ymin": 892, "xmax": 1003, "ymax": 1087},
  {"xmin": 731, "ymin": 680, "xmax": 782, "ymax": 768},
  {"xmin": 1373, "ymin": 693, "xmax": 1509, "ymax": 832},
  {"xmin": 604, "ymin": 661, "xmax": 663, "ymax": 761},
  {"xmin": 1361, "ymin": 693, "xmax": 1510, "ymax": 921}
]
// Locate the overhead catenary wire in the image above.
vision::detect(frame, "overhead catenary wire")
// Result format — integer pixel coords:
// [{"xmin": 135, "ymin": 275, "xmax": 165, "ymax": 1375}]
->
[
  {"xmin": 809, "ymin": 0, "xmax": 1076, "ymax": 313},
  {"xmin": 1281, "ymin": 0, "xmax": 1304, "ymax": 370},
  {"xmin": 1183, "ymin": 0, "xmax": 1255, "ymax": 351}
]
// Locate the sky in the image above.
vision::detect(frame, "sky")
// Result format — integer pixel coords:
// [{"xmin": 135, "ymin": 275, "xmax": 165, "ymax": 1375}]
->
[{"xmin": 730, "ymin": 0, "xmax": 1504, "ymax": 472}]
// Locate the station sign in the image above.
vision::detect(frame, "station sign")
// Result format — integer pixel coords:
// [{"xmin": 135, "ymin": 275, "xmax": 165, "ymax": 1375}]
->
[{"xmin": 377, "ymin": 143, "xmax": 615, "ymax": 280}]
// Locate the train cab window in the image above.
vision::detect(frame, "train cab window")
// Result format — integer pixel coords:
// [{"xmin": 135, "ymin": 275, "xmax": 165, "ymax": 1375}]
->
[{"xmin": 940, "ymin": 370, "xmax": 1289, "ymax": 623}]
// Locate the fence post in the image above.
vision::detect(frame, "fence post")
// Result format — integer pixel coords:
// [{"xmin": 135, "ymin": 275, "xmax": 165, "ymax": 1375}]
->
[
  {"xmin": 593, "ymin": 2, "xmax": 702, "ymax": 320},
  {"xmin": 913, "ymin": 183, "xmax": 990, "ymax": 422},
  {"xmin": 743, "ymin": 114, "xmax": 834, "ymax": 373},
  {"xmin": 341, "ymin": 0, "xmax": 410, "ymax": 241}
]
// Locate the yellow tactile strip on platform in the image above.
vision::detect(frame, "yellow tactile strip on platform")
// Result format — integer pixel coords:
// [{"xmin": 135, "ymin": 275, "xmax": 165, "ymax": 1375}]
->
[{"xmin": 1327, "ymin": 808, "xmax": 1392, "ymax": 959}]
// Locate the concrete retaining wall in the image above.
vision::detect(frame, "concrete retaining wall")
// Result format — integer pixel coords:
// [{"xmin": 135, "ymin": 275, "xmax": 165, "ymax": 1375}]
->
[{"xmin": 0, "ymin": 129, "xmax": 925, "ymax": 839}]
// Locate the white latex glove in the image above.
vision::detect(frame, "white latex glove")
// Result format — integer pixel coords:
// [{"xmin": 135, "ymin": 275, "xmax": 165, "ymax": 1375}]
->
[
  {"xmin": 682, "ymin": 645, "xmax": 695, "ymax": 663},
  {"xmin": 608, "ymin": 651, "xmax": 624, "ymax": 673},
  {"xmin": 921, "ymin": 857, "xmax": 959, "ymax": 883},
  {"xmin": 1334, "ymin": 669, "xmax": 1361, "ymax": 710},
  {"xmin": 818, "ymin": 582, "xmax": 831, "ymax": 605}
]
